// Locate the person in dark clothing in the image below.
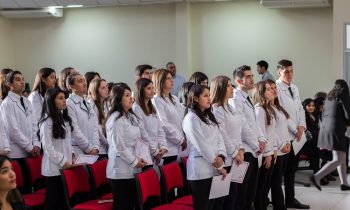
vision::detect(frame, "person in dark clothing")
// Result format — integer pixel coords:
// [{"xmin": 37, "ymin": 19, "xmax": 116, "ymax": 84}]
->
[{"xmin": 311, "ymin": 79, "xmax": 350, "ymax": 191}]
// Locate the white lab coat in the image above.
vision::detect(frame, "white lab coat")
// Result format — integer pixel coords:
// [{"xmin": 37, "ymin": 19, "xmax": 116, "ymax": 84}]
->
[
  {"xmin": 182, "ymin": 110, "xmax": 226, "ymax": 180},
  {"xmin": 0, "ymin": 91, "xmax": 40, "ymax": 158},
  {"xmin": 67, "ymin": 94, "xmax": 99, "ymax": 154},
  {"xmin": 212, "ymin": 104, "xmax": 244, "ymax": 167},
  {"xmin": 28, "ymin": 90, "xmax": 44, "ymax": 144},
  {"xmin": 0, "ymin": 112, "xmax": 10, "ymax": 154},
  {"xmin": 106, "ymin": 111, "xmax": 142, "ymax": 179}
]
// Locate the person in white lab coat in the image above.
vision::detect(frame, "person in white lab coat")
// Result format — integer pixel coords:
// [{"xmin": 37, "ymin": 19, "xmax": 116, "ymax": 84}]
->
[
  {"xmin": 228, "ymin": 65, "xmax": 265, "ymax": 210},
  {"xmin": 275, "ymin": 59, "xmax": 309, "ymax": 209},
  {"xmin": 58, "ymin": 67, "xmax": 77, "ymax": 93},
  {"xmin": 211, "ymin": 75, "xmax": 244, "ymax": 210},
  {"xmin": 66, "ymin": 73, "xmax": 99, "ymax": 156},
  {"xmin": 252, "ymin": 81, "xmax": 279, "ymax": 210},
  {"xmin": 87, "ymin": 79, "xmax": 110, "ymax": 159},
  {"xmin": 133, "ymin": 78, "xmax": 167, "ymax": 169},
  {"xmin": 0, "ymin": 112, "xmax": 10, "ymax": 155},
  {"xmin": 152, "ymin": 69, "xmax": 187, "ymax": 164},
  {"xmin": 39, "ymin": 87, "xmax": 73, "ymax": 210},
  {"xmin": 0, "ymin": 70, "xmax": 40, "ymax": 193},
  {"xmin": 28, "ymin": 68, "xmax": 57, "ymax": 146},
  {"xmin": 182, "ymin": 84, "xmax": 227, "ymax": 210},
  {"xmin": 105, "ymin": 84, "xmax": 147, "ymax": 210}
]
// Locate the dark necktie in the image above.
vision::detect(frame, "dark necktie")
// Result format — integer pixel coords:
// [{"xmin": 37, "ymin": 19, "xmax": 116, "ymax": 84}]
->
[
  {"xmin": 20, "ymin": 97, "xmax": 26, "ymax": 111},
  {"xmin": 288, "ymin": 87, "xmax": 294, "ymax": 98},
  {"xmin": 247, "ymin": 96, "xmax": 254, "ymax": 107},
  {"xmin": 83, "ymin": 100, "xmax": 89, "ymax": 110}
]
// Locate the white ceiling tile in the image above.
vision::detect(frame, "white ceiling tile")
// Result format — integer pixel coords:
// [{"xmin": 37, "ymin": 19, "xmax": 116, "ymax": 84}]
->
[
  {"xmin": 33, "ymin": 0, "xmax": 59, "ymax": 7},
  {"xmin": 75, "ymin": 0, "xmax": 99, "ymax": 6},
  {"xmin": 96, "ymin": 0, "xmax": 119, "ymax": 5},
  {"xmin": 13, "ymin": 0, "xmax": 40, "ymax": 8},
  {"xmin": 54, "ymin": 0, "xmax": 79, "ymax": 6},
  {"xmin": 118, "ymin": 0, "xmax": 139, "ymax": 3},
  {"xmin": 0, "ymin": 0, "xmax": 20, "ymax": 8}
]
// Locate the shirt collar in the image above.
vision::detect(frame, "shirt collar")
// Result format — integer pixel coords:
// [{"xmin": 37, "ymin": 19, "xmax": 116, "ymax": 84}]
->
[
  {"xmin": 69, "ymin": 93, "xmax": 84, "ymax": 103},
  {"xmin": 236, "ymin": 87, "xmax": 249, "ymax": 98},
  {"xmin": 8, "ymin": 91, "xmax": 22, "ymax": 101},
  {"xmin": 276, "ymin": 78, "xmax": 291, "ymax": 90}
]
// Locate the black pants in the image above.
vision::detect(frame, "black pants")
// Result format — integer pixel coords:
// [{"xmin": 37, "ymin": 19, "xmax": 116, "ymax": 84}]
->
[
  {"xmin": 13, "ymin": 158, "xmax": 31, "ymax": 194},
  {"xmin": 270, "ymin": 155, "xmax": 286, "ymax": 210},
  {"xmin": 222, "ymin": 166, "xmax": 238, "ymax": 210},
  {"xmin": 44, "ymin": 176, "xmax": 70, "ymax": 210},
  {"xmin": 235, "ymin": 152, "xmax": 259, "ymax": 210},
  {"xmin": 255, "ymin": 155, "xmax": 274, "ymax": 210},
  {"xmin": 284, "ymin": 146, "xmax": 299, "ymax": 203},
  {"xmin": 300, "ymin": 140, "xmax": 320, "ymax": 173},
  {"xmin": 163, "ymin": 155, "xmax": 177, "ymax": 165},
  {"xmin": 189, "ymin": 178, "xmax": 216, "ymax": 210},
  {"xmin": 109, "ymin": 178, "xmax": 136, "ymax": 210}
]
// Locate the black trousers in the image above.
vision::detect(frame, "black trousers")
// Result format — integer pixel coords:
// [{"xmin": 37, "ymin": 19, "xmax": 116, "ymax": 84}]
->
[
  {"xmin": 300, "ymin": 140, "xmax": 320, "ymax": 173},
  {"xmin": 283, "ymin": 146, "xmax": 299, "ymax": 203},
  {"xmin": 163, "ymin": 155, "xmax": 177, "ymax": 165},
  {"xmin": 235, "ymin": 152, "xmax": 259, "ymax": 210},
  {"xmin": 44, "ymin": 176, "xmax": 70, "ymax": 210},
  {"xmin": 255, "ymin": 155, "xmax": 275, "ymax": 210},
  {"xmin": 13, "ymin": 158, "xmax": 31, "ymax": 194},
  {"xmin": 109, "ymin": 178, "xmax": 136, "ymax": 210},
  {"xmin": 222, "ymin": 166, "xmax": 238, "ymax": 210},
  {"xmin": 189, "ymin": 178, "xmax": 216, "ymax": 210},
  {"xmin": 270, "ymin": 155, "xmax": 286, "ymax": 210}
]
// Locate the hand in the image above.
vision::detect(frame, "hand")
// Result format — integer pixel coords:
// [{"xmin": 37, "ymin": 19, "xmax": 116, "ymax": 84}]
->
[
  {"xmin": 264, "ymin": 155, "xmax": 272, "ymax": 169},
  {"xmin": 63, "ymin": 162, "xmax": 72, "ymax": 169},
  {"xmin": 273, "ymin": 150, "xmax": 278, "ymax": 164},
  {"xmin": 30, "ymin": 146, "xmax": 40, "ymax": 157},
  {"xmin": 218, "ymin": 168, "xmax": 227, "ymax": 180},
  {"xmin": 235, "ymin": 149, "xmax": 244, "ymax": 164},
  {"xmin": 136, "ymin": 158, "xmax": 147, "ymax": 168},
  {"xmin": 213, "ymin": 156, "xmax": 225, "ymax": 168},
  {"xmin": 89, "ymin": 149, "xmax": 99, "ymax": 155},
  {"xmin": 295, "ymin": 126, "xmax": 305, "ymax": 142},
  {"xmin": 259, "ymin": 141, "xmax": 266, "ymax": 153},
  {"xmin": 281, "ymin": 144, "xmax": 291, "ymax": 153},
  {"xmin": 181, "ymin": 139, "xmax": 187, "ymax": 151},
  {"xmin": 159, "ymin": 148, "xmax": 167, "ymax": 155}
]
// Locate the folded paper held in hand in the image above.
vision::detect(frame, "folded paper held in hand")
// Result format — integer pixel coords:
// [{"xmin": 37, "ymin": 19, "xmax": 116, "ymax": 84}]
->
[
  {"xmin": 231, "ymin": 161, "xmax": 249, "ymax": 183},
  {"xmin": 74, "ymin": 154, "xmax": 99, "ymax": 165},
  {"xmin": 209, "ymin": 172, "xmax": 232, "ymax": 199}
]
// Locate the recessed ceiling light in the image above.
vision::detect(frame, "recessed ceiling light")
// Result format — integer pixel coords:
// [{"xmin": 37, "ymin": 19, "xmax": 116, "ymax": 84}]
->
[
  {"xmin": 48, "ymin": 6, "xmax": 64, "ymax": 9},
  {"xmin": 66, "ymin": 5, "xmax": 83, "ymax": 8}
]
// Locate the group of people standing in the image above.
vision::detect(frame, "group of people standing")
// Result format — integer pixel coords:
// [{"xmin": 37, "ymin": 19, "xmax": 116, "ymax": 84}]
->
[{"xmin": 0, "ymin": 58, "xmax": 349, "ymax": 210}]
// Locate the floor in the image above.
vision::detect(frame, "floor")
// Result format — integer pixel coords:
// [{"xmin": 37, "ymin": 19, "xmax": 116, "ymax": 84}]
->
[{"xmin": 267, "ymin": 170, "xmax": 350, "ymax": 210}]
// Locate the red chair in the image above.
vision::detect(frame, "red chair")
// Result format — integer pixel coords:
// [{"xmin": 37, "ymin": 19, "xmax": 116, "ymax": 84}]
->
[
  {"xmin": 12, "ymin": 161, "xmax": 45, "ymax": 208},
  {"xmin": 60, "ymin": 166, "xmax": 112, "ymax": 210},
  {"xmin": 26, "ymin": 155, "xmax": 46, "ymax": 194},
  {"xmin": 86, "ymin": 158, "xmax": 112, "ymax": 200},
  {"xmin": 159, "ymin": 162, "xmax": 192, "ymax": 206},
  {"xmin": 135, "ymin": 168, "xmax": 193, "ymax": 210}
]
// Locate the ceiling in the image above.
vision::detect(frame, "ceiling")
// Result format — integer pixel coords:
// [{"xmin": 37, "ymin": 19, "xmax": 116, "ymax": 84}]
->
[{"xmin": 0, "ymin": 0, "xmax": 240, "ymax": 8}]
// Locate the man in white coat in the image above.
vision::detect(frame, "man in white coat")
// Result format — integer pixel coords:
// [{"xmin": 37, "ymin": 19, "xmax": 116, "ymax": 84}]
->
[{"xmin": 276, "ymin": 59, "xmax": 310, "ymax": 209}]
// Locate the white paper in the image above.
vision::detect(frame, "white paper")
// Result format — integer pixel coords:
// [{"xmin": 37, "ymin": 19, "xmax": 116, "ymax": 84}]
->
[
  {"xmin": 74, "ymin": 154, "xmax": 98, "ymax": 165},
  {"xmin": 135, "ymin": 139, "xmax": 153, "ymax": 164},
  {"xmin": 292, "ymin": 132, "xmax": 307, "ymax": 155},
  {"xmin": 231, "ymin": 161, "xmax": 249, "ymax": 183},
  {"xmin": 209, "ymin": 173, "xmax": 232, "ymax": 199},
  {"xmin": 258, "ymin": 154, "xmax": 263, "ymax": 168}
]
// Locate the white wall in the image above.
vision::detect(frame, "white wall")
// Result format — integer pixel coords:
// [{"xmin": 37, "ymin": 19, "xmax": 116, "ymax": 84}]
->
[
  {"xmin": 190, "ymin": 1, "xmax": 333, "ymax": 99},
  {"xmin": 0, "ymin": 16, "xmax": 15, "ymax": 68},
  {"xmin": 12, "ymin": 4, "xmax": 177, "ymax": 88}
]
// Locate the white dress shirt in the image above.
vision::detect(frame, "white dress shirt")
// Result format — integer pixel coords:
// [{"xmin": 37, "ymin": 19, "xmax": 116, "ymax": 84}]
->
[
  {"xmin": 67, "ymin": 94, "xmax": 99, "ymax": 154},
  {"xmin": 152, "ymin": 95, "xmax": 184, "ymax": 157},
  {"xmin": 212, "ymin": 104, "xmax": 244, "ymax": 166},
  {"xmin": 229, "ymin": 88, "xmax": 261, "ymax": 158},
  {"xmin": 255, "ymin": 106, "xmax": 278, "ymax": 157},
  {"xmin": 106, "ymin": 112, "xmax": 142, "ymax": 179},
  {"xmin": 182, "ymin": 110, "xmax": 226, "ymax": 180},
  {"xmin": 276, "ymin": 79, "xmax": 305, "ymax": 140},
  {"xmin": 40, "ymin": 118, "xmax": 73, "ymax": 176},
  {"xmin": 87, "ymin": 98, "xmax": 108, "ymax": 154},
  {"xmin": 0, "ymin": 91, "xmax": 40, "ymax": 158}
]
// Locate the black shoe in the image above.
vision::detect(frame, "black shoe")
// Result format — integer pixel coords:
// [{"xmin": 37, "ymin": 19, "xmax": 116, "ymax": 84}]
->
[
  {"xmin": 285, "ymin": 198, "xmax": 310, "ymax": 209},
  {"xmin": 340, "ymin": 184, "xmax": 350, "ymax": 191},
  {"xmin": 320, "ymin": 178, "xmax": 329, "ymax": 186},
  {"xmin": 310, "ymin": 175, "xmax": 322, "ymax": 191},
  {"xmin": 326, "ymin": 174, "xmax": 336, "ymax": 181}
]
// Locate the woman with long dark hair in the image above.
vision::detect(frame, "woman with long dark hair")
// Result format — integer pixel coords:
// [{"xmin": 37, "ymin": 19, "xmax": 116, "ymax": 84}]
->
[
  {"xmin": 189, "ymin": 72, "xmax": 209, "ymax": 86},
  {"xmin": 0, "ymin": 155, "xmax": 24, "ymax": 210},
  {"xmin": 182, "ymin": 84, "xmax": 227, "ymax": 210},
  {"xmin": 106, "ymin": 84, "xmax": 147, "ymax": 210},
  {"xmin": 58, "ymin": 67, "xmax": 76, "ymax": 93},
  {"xmin": 311, "ymin": 79, "xmax": 350, "ymax": 191},
  {"xmin": 39, "ymin": 87, "xmax": 74, "ymax": 210}
]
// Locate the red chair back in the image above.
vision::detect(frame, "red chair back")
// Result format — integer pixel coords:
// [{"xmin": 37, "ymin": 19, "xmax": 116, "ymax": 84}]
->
[
  {"xmin": 61, "ymin": 166, "xmax": 90, "ymax": 198},
  {"xmin": 26, "ymin": 155, "xmax": 43, "ymax": 184},
  {"xmin": 135, "ymin": 168, "xmax": 161, "ymax": 204},
  {"xmin": 88, "ymin": 159, "xmax": 108, "ymax": 189},
  {"xmin": 12, "ymin": 161, "xmax": 24, "ymax": 188},
  {"xmin": 160, "ymin": 162, "xmax": 184, "ymax": 192}
]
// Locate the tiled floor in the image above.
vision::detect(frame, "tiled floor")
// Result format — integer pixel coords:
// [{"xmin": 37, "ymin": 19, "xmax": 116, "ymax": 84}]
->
[{"xmin": 267, "ymin": 170, "xmax": 350, "ymax": 210}]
